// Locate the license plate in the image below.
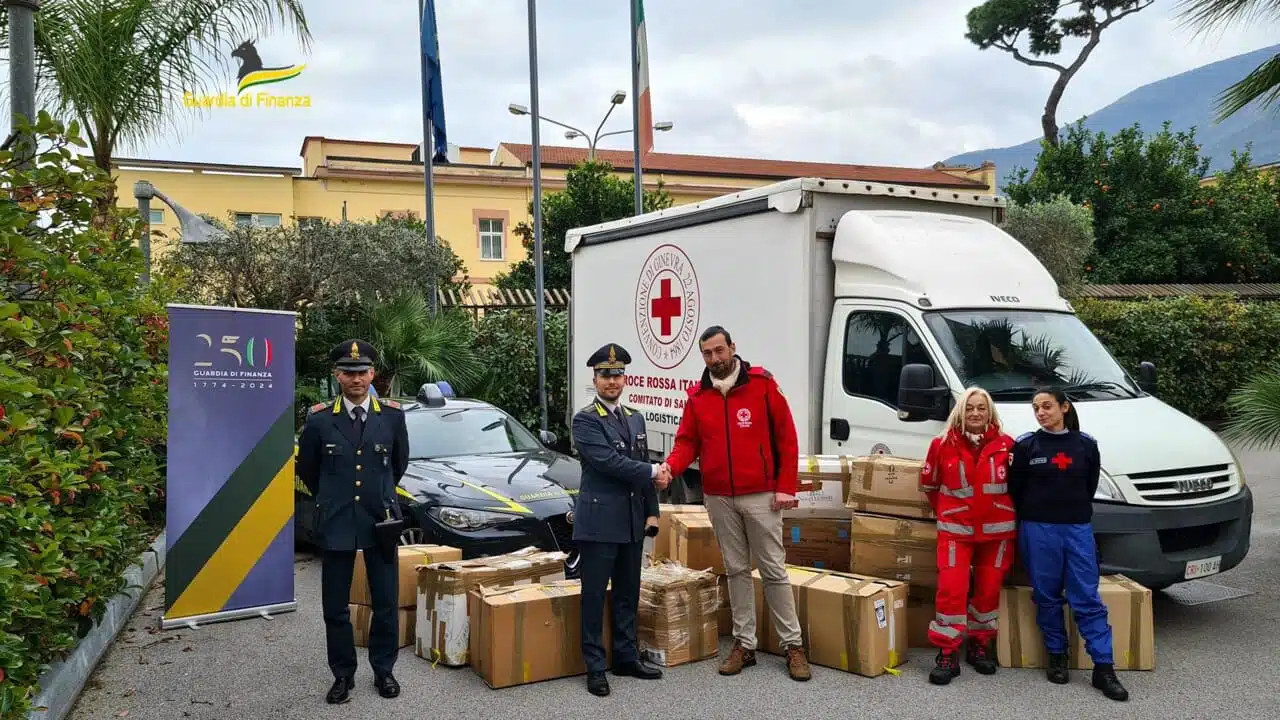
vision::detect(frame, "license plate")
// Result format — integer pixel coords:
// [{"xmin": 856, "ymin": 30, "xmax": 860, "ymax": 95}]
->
[{"xmin": 1184, "ymin": 556, "xmax": 1222, "ymax": 580}]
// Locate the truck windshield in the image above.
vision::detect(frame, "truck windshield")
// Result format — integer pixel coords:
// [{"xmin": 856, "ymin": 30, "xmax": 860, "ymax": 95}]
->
[{"xmin": 922, "ymin": 310, "xmax": 1141, "ymax": 400}]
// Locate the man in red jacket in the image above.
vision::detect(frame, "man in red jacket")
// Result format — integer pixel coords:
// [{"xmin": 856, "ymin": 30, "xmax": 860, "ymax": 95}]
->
[{"xmin": 663, "ymin": 326, "xmax": 810, "ymax": 681}]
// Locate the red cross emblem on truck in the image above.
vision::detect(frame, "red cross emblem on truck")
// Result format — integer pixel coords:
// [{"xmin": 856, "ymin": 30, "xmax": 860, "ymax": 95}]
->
[{"xmin": 650, "ymin": 278, "xmax": 681, "ymax": 337}]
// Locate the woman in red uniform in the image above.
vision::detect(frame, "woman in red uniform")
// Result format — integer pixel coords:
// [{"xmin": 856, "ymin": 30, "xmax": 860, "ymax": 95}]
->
[{"xmin": 920, "ymin": 387, "xmax": 1018, "ymax": 685}]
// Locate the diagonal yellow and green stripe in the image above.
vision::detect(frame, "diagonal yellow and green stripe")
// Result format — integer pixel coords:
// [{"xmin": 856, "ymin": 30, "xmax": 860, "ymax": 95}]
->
[
  {"xmin": 164, "ymin": 407, "xmax": 295, "ymax": 619},
  {"xmin": 237, "ymin": 64, "xmax": 306, "ymax": 94}
]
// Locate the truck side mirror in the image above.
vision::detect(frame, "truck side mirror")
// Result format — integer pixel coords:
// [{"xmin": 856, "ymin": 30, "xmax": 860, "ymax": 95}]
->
[
  {"xmin": 1138, "ymin": 361, "xmax": 1157, "ymax": 396},
  {"xmin": 539, "ymin": 430, "xmax": 559, "ymax": 447},
  {"xmin": 897, "ymin": 364, "xmax": 951, "ymax": 423}
]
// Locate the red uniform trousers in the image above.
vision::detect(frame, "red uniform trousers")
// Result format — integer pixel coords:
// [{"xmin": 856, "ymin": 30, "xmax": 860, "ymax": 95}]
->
[{"xmin": 928, "ymin": 534, "xmax": 1014, "ymax": 652}]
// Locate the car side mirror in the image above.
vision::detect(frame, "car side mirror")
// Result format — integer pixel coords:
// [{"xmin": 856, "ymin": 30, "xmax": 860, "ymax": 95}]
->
[
  {"xmin": 1138, "ymin": 361, "xmax": 1157, "ymax": 396},
  {"xmin": 539, "ymin": 430, "xmax": 558, "ymax": 447},
  {"xmin": 897, "ymin": 364, "xmax": 951, "ymax": 423}
]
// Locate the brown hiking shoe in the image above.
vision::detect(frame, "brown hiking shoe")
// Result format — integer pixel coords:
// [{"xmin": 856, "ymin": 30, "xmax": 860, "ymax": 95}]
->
[
  {"xmin": 785, "ymin": 645, "xmax": 812, "ymax": 681},
  {"xmin": 718, "ymin": 641, "xmax": 757, "ymax": 676}
]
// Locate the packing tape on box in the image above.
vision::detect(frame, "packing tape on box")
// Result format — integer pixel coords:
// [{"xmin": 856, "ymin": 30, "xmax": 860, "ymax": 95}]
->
[{"xmin": 1113, "ymin": 576, "xmax": 1147, "ymax": 669}]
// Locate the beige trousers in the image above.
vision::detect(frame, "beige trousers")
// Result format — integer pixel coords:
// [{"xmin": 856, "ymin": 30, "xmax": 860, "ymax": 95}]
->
[{"xmin": 703, "ymin": 492, "xmax": 802, "ymax": 650}]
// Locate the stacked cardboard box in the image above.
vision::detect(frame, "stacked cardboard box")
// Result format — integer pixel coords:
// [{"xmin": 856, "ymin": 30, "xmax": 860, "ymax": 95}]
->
[
  {"xmin": 849, "ymin": 513, "xmax": 938, "ymax": 598},
  {"xmin": 349, "ymin": 544, "xmax": 462, "ymax": 648},
  {"xmin": 469, "ymin": 580, "xmax": 609, "ymax": 689},
  {"xmin": 652, "ymin": 503, "xmax": 707, "ymax": 562},
  {"xmin": 792, "ymin": 455, "xmax": 935, "ymax": 521},
  {"xmin": 753, "ymin": 565, "xmax": 908, "ymax": 677},
  {"xmin": 671, "ymin": 513, "xmax": 724, "ymax": 575},
  {"xmin": 782, "ymin": 516, "xmax": 851, "ymax": 572},
  {"xmin": 637, "ymin": 562, "xmax": 721, "ymax": 667},
  {"xmin": 996, "ymin": 574, "xmax": 1156, "ymax": 670},
  {"xmin": 414, "ymin": 546, "xmax": 568, "ymax": 666}
]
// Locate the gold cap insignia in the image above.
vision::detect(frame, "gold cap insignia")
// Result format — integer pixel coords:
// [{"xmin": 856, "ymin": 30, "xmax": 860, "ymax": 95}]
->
[
  {"xmin": 608, "ymin": 345, "xmax": 617, "ymax": 363},
  {"xmin": 350, "ymin": 341, "xmax": 360, "ymax": 359}
]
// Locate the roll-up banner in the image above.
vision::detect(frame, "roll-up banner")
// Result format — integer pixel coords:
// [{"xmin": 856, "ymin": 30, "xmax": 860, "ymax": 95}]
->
[{"xmin": 162, "ymin": 304, "xmax": 298, "ymax": 630}]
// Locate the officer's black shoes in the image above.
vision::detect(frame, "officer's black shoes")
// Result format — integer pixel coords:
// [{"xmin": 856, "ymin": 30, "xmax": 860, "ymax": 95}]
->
[
  {"xmin": 928, "ymin": 650, "xmax": 961, "ymax": 685},
  {"xmin": 587, "ymin": 671, "xmax": 610, "ymax": 697},
  {"xmin": 325, "ymin": 676, "xmax": 354, "ymax": 704},
  {"xmin": 373, "ymin": 674, "xmax": 400, "ymax": 699},
  {"xmin": 1046, "ymin": 653, "xmax": 1070, "ymax": 684},
  {"xmin": 965, "ymin": 639, "xmax": 997, "ymax": 675},
  {"xmin": 612, "ymin": 659, "xmax": 663, "ymax": 680},
  {"xmin": 1092, "ymin": 664, "xmax": 1129, "ymax": 701}
]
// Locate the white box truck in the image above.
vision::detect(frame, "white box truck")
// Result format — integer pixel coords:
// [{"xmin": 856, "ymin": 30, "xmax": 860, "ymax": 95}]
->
[{"xmin": 564, "ymin": 177, "xmax": 1253, "ymax": 590}]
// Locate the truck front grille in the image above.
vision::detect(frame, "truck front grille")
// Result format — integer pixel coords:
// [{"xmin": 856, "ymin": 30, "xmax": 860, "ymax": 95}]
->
[
  {"xmin": 1127, "ymin": 464, "xmax": 1234, "ymax": 504},
  {"xmin": 545, "ymin": 513, "xmax": 576, "ymax": 553}
]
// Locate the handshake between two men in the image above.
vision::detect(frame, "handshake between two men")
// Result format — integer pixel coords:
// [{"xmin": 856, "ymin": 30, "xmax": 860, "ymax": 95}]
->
[{"xmin": 648, "ymin": 461, "xmax": 799, "ymax": 512}]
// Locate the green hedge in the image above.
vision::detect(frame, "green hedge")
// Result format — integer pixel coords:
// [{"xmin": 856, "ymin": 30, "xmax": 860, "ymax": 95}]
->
[
  {"xmin": 0, "ymin": 117, "xmax": 169, "ymax": 718},
  {"xmin": 1075, "ymin": 295, "xmax": 1280, "ymax": 426}
]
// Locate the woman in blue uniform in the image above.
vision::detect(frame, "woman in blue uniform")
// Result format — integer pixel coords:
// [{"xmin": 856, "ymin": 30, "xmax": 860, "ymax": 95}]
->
[{"xmin": 1009, "ymin": 388, "xmax": 1129, "ymax": 702}]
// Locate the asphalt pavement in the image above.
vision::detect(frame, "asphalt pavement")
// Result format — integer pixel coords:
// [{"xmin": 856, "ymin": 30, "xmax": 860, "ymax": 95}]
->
[{"xmin": 68, "ymin": 442, "xmax": 1280, "ymax": 720}]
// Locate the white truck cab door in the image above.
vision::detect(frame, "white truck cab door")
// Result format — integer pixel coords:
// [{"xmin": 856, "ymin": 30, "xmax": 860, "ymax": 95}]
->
[{"xmin": 821, "ymin": 300, "xmax": 948, "ymax": 460}]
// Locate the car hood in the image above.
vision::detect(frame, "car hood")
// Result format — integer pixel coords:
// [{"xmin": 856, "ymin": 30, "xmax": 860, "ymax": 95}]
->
[
  {"xmin": 995, "ymin": 396, "xmax": 1234, "ymax": 478},
  {"xmin": 399, "ymin": 449, "xmax": 582, "ymax": 517}
]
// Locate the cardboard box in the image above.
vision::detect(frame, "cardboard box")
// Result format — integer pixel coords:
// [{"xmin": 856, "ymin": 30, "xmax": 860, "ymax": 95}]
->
[
  {"xmin": 653, "ymin": 504, "xmax": 708, "ymax": 561},
  {"xmin": 906, "ymin": 596, "xmax": 937, "ymax": 649},
  {"xmin": 754, "ymin": 566, "xmax": 908, "ymax": 677},
  {"xmin": 352, "ymin": 544, "xmax": 463, "ymax": 607},
  {"xmin": 414, "ymin": 546, "xmax": 568, "ymax": 667},
  {"xmin": 672, "ymin": 513, "xmax": 724, "ymax": 575},
  {"xmin": 844, "ymin": 455, "xmax": 933, "ymax": 520},
  {"xmin": 849, "ymin": 513, "xmax": 938, "ymax": 595},
  {"xmin": 791, "ymin": 455, "xmax": 854, "ymax": 518},
  {"xmin": 783, "ymin": 517, "xmax": 852, "ymax": 572},
  {"xmin": 996, "ymin": 575, "xmax": 1155, "ymax": 671},
  {"xmin": 469, "ymin": 580, "xmax": 609, "ymax": 689},
  {"xmin": 350, "ymin": 604, "xmax": 414, "ymax": 648},
  {"xmin": 637, "ymin": 563, "xmax": 721, "ymax": 667}
]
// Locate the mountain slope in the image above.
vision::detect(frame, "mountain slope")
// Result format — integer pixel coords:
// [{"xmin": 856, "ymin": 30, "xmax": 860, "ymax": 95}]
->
[{"xmin": 942, "ymin": 44, "xmax": 1280, "ymax": 189}]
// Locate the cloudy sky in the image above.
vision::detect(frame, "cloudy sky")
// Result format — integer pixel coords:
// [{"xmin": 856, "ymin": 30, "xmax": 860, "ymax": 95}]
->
[{"xmin": 121, "ymin": 0, "xmax": 1276, "ymax": 171}]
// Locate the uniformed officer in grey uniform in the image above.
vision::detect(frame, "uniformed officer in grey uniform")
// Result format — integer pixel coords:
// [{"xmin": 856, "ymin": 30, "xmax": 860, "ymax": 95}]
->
[
  {"xmin": 297, "ymin": 340, "xmax": 409, "ymax": 704},
  {"xmin": 571, "ymin": 343, "xmax": 666, "ymax": 697}
]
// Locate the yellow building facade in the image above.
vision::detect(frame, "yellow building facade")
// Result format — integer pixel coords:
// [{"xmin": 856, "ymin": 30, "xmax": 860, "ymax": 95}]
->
[{"xmin": 112, "ymin": 137, "xmax": 998, "ymax": 289}]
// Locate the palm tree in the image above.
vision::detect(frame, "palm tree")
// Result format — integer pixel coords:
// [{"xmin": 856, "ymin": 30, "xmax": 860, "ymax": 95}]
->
[
  {"xmin": 1221, "ymin": 366, "xmax": 1280, "ymax": 449},
  {"xmin": 357, "ymin": 292, "xmax": 484, "ymax": 399},
  {"xmin": 1176, "ymin": 0, "xmax": 1280, "ymax": 121},
  {"xmin": 0, "ymin": 0, "xmax": 311, "ymax": 219}
]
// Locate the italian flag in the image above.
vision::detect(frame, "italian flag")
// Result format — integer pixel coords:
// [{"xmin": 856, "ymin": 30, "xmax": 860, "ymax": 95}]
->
[{"xmin": 634, "ymin": 0, "xmax": 653, "ymax": 155}]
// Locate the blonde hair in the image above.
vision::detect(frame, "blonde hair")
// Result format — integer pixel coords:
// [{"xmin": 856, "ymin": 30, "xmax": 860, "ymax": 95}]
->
[{"xmin": 937, "ymin": 386, "xmax": 1001, "ymax": 440}]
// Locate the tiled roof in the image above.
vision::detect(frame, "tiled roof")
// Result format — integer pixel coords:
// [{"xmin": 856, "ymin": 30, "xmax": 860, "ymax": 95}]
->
[{"xmin": 498, "ymin": 143, "xmax": 988, "ymax": 189}]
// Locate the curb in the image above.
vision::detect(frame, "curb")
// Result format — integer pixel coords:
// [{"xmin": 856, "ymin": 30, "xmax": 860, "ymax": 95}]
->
[{"xmin": 27, "ymin": 531, "xmax": 168, "ymax": 720}]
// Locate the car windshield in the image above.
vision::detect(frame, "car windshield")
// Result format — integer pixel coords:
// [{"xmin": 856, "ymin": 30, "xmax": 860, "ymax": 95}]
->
[
  {"xmin": 922, "ymin": 309, "xmax": 1141, "ymax": 400},
  {"xmin": 406, "ymin": 407, "xmax": 543, "ymax": 459}
]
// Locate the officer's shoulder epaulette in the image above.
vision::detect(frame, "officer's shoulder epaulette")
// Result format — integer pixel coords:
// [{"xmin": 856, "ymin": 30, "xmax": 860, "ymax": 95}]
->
[
  {"xmin": 307, "ymin": 401, "xmax": 327, "ymax": 416},
  {"xmin": 380, "ymin": 399, "xmax": 402, "ymax": 410},
  {"xmin": 1015, "ymin": 431, "xmax": 1036, "ymax": 444}
]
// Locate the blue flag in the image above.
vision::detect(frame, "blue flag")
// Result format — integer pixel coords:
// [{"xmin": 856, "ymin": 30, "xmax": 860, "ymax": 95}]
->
[{"xmin": 421, "ymin": 0, "xmax": 448, "ymax": 164}]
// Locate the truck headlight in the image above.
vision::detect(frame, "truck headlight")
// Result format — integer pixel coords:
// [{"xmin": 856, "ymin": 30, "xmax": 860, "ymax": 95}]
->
[
  {"xmin": 1095, "ymin": 471, "xmax": 1124, "ymax": 502},
  {"xmin": 428, "ymin": 506, "xmax": 521, "ymax": 531},
  {"xmin": 1228, "ymin": 448, "xmax": 1248, "ymax": 488}
]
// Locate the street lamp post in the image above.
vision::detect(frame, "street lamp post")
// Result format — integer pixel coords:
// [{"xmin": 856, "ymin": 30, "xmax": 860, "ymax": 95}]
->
[
  {"xmin": 564, "ymin": 121, "xmax": 673, "ymax": 157},
  {"xmin": 133, "ymin": 180, "xmax": 227, "ymax": 284},
  {"xmin": 6, "ymin": 0, "xmax": 40, "ymax": 168},
  {"xmin": 133, "ymin": 181, "xmax": 154, "ymax": 286},
  {"xmin": 509, "ymin": 91, "xmax": 652, "ymax": 161}
]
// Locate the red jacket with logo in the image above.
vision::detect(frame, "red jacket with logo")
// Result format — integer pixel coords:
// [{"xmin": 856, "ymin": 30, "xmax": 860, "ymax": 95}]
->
[
  {"xmin": 665, "ymin": 359, "xmax": 800, "ymax": 498},
  {"xmin": 920, "ymin": 426, "xmax": 1017, "ymax": 541}
]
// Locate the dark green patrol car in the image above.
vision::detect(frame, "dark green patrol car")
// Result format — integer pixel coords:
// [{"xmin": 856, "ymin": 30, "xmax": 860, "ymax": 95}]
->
[{"xmin": 294, "ymin": 383, "xmax": 584, "ymax": 576}]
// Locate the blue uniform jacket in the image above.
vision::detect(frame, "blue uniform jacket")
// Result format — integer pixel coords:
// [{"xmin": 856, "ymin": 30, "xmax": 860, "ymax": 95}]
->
[
  {"xmin": 296, "ymin": 395, "xmax": 410, "ymax": 552},
  {"xmin": 571, "ymin": 399, "xmax": 660, "ymax": 545}
]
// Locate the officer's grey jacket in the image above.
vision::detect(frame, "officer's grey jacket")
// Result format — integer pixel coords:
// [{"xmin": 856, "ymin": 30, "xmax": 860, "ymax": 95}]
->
[
  {"xmin": 571, "ymin": 399, "xmax": 659, "ymax": 545},
  {"xmin": 297, "ymin": 395, "xmax": 410, "ymax": 552}
]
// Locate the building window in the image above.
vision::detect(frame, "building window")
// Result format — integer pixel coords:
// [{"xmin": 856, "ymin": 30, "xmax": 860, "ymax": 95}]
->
[
  {"xmin": 842, "ymin": 310, "xmax": 938, "ymax": 409},
  {"xmin": 234, "ymin": 212, "xmax": 282, "ymax": 227},
  {"xmin": 479, "ymin": 218, "xmax": 504, "ymax": 260},
  {"xmin": 148, "ymin": 208, "xmax": 164, "ymax": 224},
  {"xmin": 296, "ymin": 216, "xmax": 324, "ymax": 229}
]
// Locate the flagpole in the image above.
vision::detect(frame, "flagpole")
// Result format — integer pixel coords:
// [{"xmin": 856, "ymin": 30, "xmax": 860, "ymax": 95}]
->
[
  {"xmin": 629, "ymin": 0, "xmax": 643, "ymax": 216},
  {"xmin": 527, "ymin": 0, "xmax": 548, "ymax": 436},
  {"xmin": 418, "ymin": 0, "xmax": 439, "ymax": 316}
]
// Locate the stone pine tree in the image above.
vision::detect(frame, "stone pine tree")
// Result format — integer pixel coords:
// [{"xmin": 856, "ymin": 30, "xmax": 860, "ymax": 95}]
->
[{"xmin": 964, "ymin": 0, "xmax": 1154, "ymax": 147}]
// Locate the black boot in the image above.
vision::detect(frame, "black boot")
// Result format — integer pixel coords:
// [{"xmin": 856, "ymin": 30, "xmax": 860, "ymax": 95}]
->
[
  {"xmin": 1092, "ymin": 663, "xmax": 1129, "ymax": 701},
  {"xmin": 1046, "ymin": 653, "xmax": 1069, "ymax": 684},
  {"xmin": 928, "ymin": 650, "xmax": 961, "ymax": 685},
  {"xmin": 965, "ymin": 638, "xmax": 997, "ymax": 675}
]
